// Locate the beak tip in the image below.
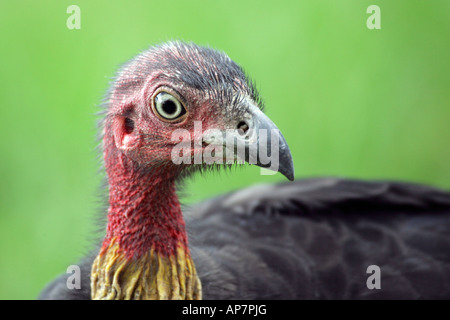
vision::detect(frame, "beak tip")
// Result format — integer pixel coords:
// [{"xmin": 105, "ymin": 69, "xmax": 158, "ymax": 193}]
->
[
  {"xmin": 279, "ymin": 148, "xmax": 295, "ymax": 182},
  {"xmin": 280, "ymin": 165, "xmax": 295, "ymax": 181}
]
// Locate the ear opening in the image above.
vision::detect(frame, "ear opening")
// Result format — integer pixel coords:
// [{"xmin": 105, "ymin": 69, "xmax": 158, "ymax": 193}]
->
[
  {"xmin": 124, "ymin": 117, "xmax": 135, "ymax": 134},
  {"xmin": 112, "ymin": 115, "xmax": 136, "ymax": 151}
]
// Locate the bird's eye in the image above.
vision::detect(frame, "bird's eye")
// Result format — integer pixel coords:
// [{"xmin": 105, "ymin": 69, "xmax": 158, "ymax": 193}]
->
[{"xmin": 153, "ymin": 91, "xmax": 187, "ymax": 122}]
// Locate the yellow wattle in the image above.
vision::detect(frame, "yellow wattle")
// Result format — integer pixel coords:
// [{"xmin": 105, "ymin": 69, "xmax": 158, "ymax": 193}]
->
[{"xmin": 90, "ymin": 238, "xmax": 202, "ymax": 300}]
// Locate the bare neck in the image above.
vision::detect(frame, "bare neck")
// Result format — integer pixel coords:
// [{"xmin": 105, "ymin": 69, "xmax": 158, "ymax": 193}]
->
[
  {"xmin": 102, "ymin": 152, "xmax": 187, "ymax": 258},
  {"xmin": 91, "ymin": 137, "xmax": 201, "ymax": 300}
]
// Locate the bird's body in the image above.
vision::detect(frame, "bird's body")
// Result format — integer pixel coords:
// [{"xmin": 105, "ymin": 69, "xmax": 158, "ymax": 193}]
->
[
  {"xmin": 40, "ymin": 178, "xmax": 450, "ymax": 299},
  {"xmin": 39, "ymin": 42, "xmax": 450, "ymax": 300}
]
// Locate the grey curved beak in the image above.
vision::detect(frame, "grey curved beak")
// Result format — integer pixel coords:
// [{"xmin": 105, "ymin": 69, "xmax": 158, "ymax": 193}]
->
[
  {"xmin": 244, "ymin": 107, "xmax": 295, "ymax": 181},
  {"xmin": 201, "ymin": 103, "xmax": 295, "ymax": 181}
]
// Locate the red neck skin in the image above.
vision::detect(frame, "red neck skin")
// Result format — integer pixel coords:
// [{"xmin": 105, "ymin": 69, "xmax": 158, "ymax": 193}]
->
[{"xmin": 101, "ymin": 136, "xmax": 188, "ymax": 260}]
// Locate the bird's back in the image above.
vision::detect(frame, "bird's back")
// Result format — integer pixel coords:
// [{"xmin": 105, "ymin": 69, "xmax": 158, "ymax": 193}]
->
[
  {"xmin": 188, "ymin": 178, "xmax": 450, "ymax": 299},
  {"xmin": 39, "ymin": 178, "xmax": 450, "ymax": 299}
]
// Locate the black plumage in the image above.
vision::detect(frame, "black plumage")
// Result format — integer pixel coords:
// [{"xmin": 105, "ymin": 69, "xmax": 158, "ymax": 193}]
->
[
  {"xmin": 38, "ymin": 42, "xmax": 450, "ymax": 300},
  {"xmin": 40, "ymin": 178, "xmax": 450, "ymax": 299}
]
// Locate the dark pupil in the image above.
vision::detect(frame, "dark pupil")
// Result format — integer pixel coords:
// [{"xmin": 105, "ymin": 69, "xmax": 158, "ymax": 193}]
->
[{"xmin": 162, "ymin": 100, "xmax": 177, "ymax": 116}]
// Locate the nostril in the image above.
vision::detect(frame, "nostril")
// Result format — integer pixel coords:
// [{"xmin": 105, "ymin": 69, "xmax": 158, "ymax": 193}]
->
[{"xmin": 237, "ymin": 121, "xmax": 249, "ymax": 136}]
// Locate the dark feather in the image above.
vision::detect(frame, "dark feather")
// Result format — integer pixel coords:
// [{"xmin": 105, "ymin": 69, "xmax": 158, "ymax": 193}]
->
[{"xmin": 39, "ymin": 178, "xmax": 450, "ymax": 299}]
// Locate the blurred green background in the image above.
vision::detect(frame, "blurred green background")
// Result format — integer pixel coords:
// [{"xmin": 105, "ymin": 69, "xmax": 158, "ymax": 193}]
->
[{"xmin": 0, "ymin": 0, "xmax": 449, "ymax": 299}]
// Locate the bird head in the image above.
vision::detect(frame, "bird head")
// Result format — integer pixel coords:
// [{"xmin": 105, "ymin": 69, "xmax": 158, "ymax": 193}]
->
[
  {"xmin": 93, "ymin": 42, "xmax": 295, "ymax": 300},
  {"xmin": 103, "ymin": 41, "xmax": 294, "ymax": 181}
]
